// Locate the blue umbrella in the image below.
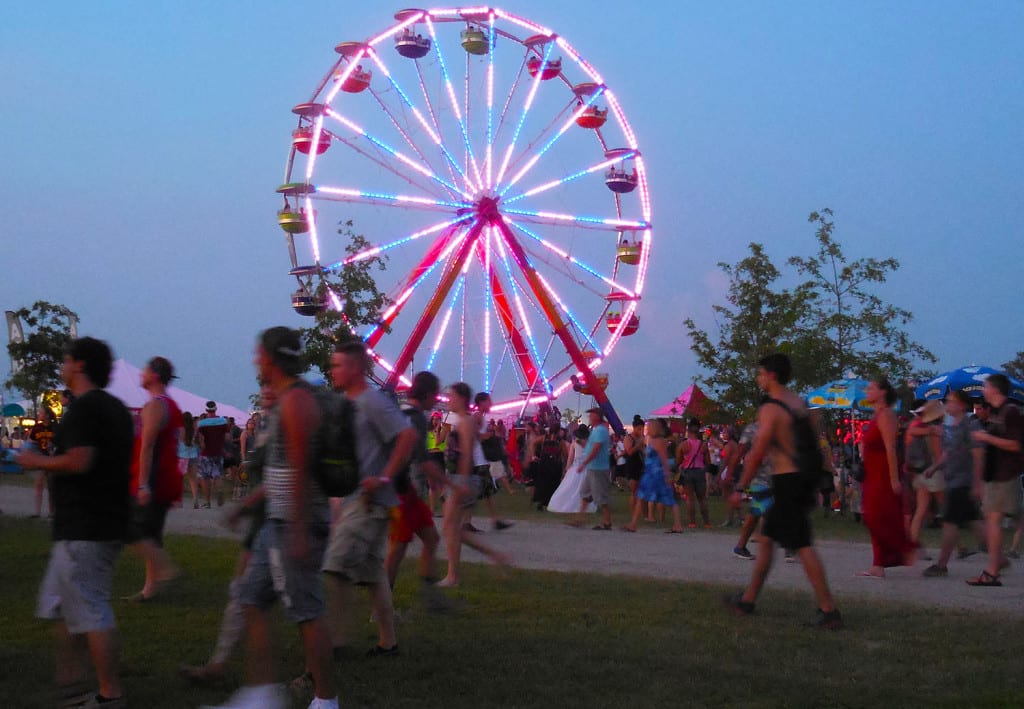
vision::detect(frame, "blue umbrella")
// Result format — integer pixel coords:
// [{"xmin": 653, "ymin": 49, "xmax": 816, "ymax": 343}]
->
[{"xmin": 915, "ymin": 366, "xmax": 1024, "ymax": 401}]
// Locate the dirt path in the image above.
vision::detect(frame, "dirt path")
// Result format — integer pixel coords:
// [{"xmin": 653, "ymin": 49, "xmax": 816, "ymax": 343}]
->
[{"xmin": 5, "ymin": 483, "xmax": 1021, "ymax": 615}]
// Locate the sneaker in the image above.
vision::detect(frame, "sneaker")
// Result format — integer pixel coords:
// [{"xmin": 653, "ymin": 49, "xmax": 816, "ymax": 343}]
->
[
  {"xmin": 308, "ymin": 698, "xmax": 339, "ymax": 709},
  {"xmin": 493, "ymin": 520, "xmax": 513, "ymax": 531},
  {"xmin": 201, "ymin": 684, "xmax": 286, "ymax": 709},
  {"xmin": 806, "ymin": 608, "xmax": 844, "ymax": 630},
  {"xmin": 723, "ymin": 591, "xmax": 755, "ymax": 616},
  {"xmin": 287, "ymin": 672, "xmax": 314, "ymax": 696},
  {"xmin": 365, "ymin": 644, "xmax": 400, "ymax": 658},
  {"xmin": 78, "ymin": 696, "xmax": 128, "ymax": 708},
  {"xmin": 462, "ymin": 522, "xmax": 481, "ymax": 533},
  {"xmin": 1008, "ymin": 550, "xmax": 1021, "ymax": 560},
  {"xmin": 732, "ymin": 546, "xmax": 754, "ymax": 560},
  {"xmin": 922, "ymin": 564, "xmax": 948, "ymax": 577},
  {"xmin": 785, "ymin": 551, "xmax": 798, "ymax": 563}
]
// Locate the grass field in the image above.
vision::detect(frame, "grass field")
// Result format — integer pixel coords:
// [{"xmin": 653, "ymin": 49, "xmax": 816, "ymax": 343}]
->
[{"xmin": 2, "ymin": 516, "xmax": 1021, "ymax": 708}]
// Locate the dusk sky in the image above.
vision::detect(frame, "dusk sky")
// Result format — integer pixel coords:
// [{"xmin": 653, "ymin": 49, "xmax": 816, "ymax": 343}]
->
[{"xmin": 2, "ymin": 1, "xmax": 1021, "ymax": 419}]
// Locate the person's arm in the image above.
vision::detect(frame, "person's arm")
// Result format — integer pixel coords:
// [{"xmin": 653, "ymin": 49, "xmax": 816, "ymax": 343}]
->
[
  {"xmin": 878, "ymin": 410, "xmax": 901, "ymax": 493},
  {"xmin": 136, "ymin": 398, "xmax": 166, "ymax": 503},
  {"xmin": 280, "ymin": 387, "xmax": 319, "ymax": 560},
  {"xmin": 655, "ymin": 438, "xmax": 671, "ymax": 479},
  {"xmin": 239, "ymin": 431, "xmax": 250, "ymax": 463},
  {"xmin": 926, "ymin": 425, "xmax": 943, "ymax": 469},
  {"xmin": 577, "ymin": 432, "xmax": 602, "ymax": 470},
  {"xmin": 972, "ymin": 414, "xmax": 1023, "ymax": 452},
  {"xmin": 363, "ymin": 426, "xmax": 417, "ymax": 492},
  {"xmin": 736, "ymin": 408, "xmax": 776, "ymax": 491},
  {"xmin": 457, "ymin": 416, "xmax": 474, "ymax": 476},
  {"xmin": 18, "ymin": 446, "xmax": 93, "ymax": 474}
]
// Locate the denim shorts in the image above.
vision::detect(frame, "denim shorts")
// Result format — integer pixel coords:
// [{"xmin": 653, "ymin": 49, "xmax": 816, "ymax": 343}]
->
[
  {"xmin": 37, "ymin": 540, "xmax": 122, "ymax": 634},
  {"xmin": 238, "ymin": 519, "xmax": 329, "ymax": 624}
]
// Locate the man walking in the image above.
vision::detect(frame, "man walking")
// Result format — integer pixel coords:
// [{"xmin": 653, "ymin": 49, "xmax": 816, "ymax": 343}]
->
[
  {"xmin": 322, "ymin": 340, "xmax": 417, "ymax": 657},
  {"xmin": 197, "ymin": 401, "xmax": 229, "ymax": 508},
  {"xmin": 725, "ymin": 353, "xmax": 842, "ymax": 629},
  {"xmin": 208, "ymin": 327, "xmax": 337, "ymax": 709},
  {"xmin": 570, "ymin": 407, "xmax": 614, "ymax": 530},
  {"xmin": 123, "ymin": 356, "xmax": 182, "ymax": 601},
  {"xmin": 18, "ymin": 336, "xmax": 134, "ymax": 707},
  {"xmin": 966, "ymin": 373, "xmax": 1022, "ymax": 586}
]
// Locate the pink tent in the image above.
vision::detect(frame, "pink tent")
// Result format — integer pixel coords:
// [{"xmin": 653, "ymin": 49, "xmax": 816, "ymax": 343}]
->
[
  {"xmin": 105, "ymin": 359, "xmax": 249, "ymax": 421},
  {"xmin": 648, "ymin": 383, "xmax": 717, "ymax": 422}
]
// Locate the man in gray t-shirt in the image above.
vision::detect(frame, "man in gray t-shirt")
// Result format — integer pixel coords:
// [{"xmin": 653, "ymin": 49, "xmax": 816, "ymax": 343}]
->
[{"xmin": 321, "ymin": 341, "xmax": 416, "ymax": 657}]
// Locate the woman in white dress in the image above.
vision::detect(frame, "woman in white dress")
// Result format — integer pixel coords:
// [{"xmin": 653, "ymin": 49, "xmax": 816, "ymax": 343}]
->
[{"xmin": 548, "ymin": 425, "xmax": 596, "ymax": 513}]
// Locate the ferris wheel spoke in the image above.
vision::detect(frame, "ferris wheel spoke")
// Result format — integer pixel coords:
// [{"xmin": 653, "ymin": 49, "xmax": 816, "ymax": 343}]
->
[
  {"xmin": 365, "ymin": 48, "xmax": 477, "ymax": 197},
  {"xmin": 489, "ymin": 233, "xmax": 548, "ymax": 392},
  {"xmin": 492, "ymin": 53, "xmax": 527, "ymax": 160},
  {"xmin": 485, "ymin": 14, "xmax": 496, "ymax": 190},
  {"xmin": 502, "ymin": 150, "xmax": 637, "ymax": 206},
  {"xmin": 493, "ymin": 40, "xmax": 556, "ymax": 189},
  {"xmin": 384, "ymin": 217, "xmax": 488, "ymax": 388},
  {"xmin": 492, "ymin": 216, "xmax": 615, "ymax": 416},
  {"xmin": 324, "ymin": 107, "xmax": 471, "ymax": 199},
  {"xmin": 313, "ymin": 186, "xmax": 471, "ymax": 213},
  {"xmin": 498, "ymin": 89, "xmax": 606, "ymax": 197},
  {"xmin": 502, "ymin": 207, "xmax": 650, "ymax": 233},
  {"xmin": 321, "ymin": 129, "xmax": 447, "ymax": 199},
  {"xmin": 425, "ymin": 273, "xmax": 465, "ymax": 372},
  {"xmin": 323, "ymin": 215, "xmax": 469, "ymax": 274},
  {"xmin": 425, "ymin": 16, "xmax": 484, "ymax": 193},
  {"xmin": 362, "ymin": 223, "xmax": 469, "ymax": 349},
  {"xmin": 507, "ymin": 219, "xmax": 637, "ymax": 298}
]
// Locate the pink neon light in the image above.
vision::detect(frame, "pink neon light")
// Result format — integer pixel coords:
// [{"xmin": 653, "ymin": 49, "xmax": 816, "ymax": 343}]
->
[
  {"xmin": 368, "ymin": 13, "xmax": 422, "ymax": 46},
  {"xmin": 378, "ymin": 228, "xmax": 468, "ymax": 320},
  {"xmin": 492, "ymin": 8, "xmax": 553, "ymax": 37},
  {"xmin": 325, "ymin": 108, "xmax": 464, "ymax": 194},
  {"xmin": 494, "ymin": 46, "xmax": 550, "ymax": 187},
  {"xmin": 424, "ymin": 17, "xmax": 483, "ymax": 192},
  {"xmin": 367, "ymin": 349, "xmax": 413, "ymax": 388},
  {"xmin": 555, "ymin": 36, "xmax": 602, "ymax": 84},
  {"xmin": 324, "ymin": 49, "xmax": 366, "ymax": 105},
  {"xmin": 366, "ymin": 49, "xmax": 442, "ymax": 146},
  {"xmin": 303, "ymin": 195, "xmax": 321, "ymax": 263},
  {"xmin": 341, "ymin": 217, "xmax": 467, "ymax": 266},
  {"xmin": 429, "ymin": 276, "xmax": 463, "ymax": 360},
  {"xmin": 510, "ymin": 209, "xmax": 647, "ymax": 229},
  {"xmin": 525, "ymin": 231, "xmax": 635, "ymax": 297},
  {"xmin": 502, "ymin": 100, "xmax": 595, "ymax": 192},
  {"xmin": 513, "ymin": 154, "xmax": 626, "ymax": 201},
  {"xmin": 485, "ymin": 12, "xmax": 495, "ymax": 190},
  {"xmin": 305, "ymin": 115, "xmax": 325, "ymax": 182},
  {"xmin": 483, "ymin": 230, "xmax": 492, "ymax": 388},
  {"xmin": 316, "ymin": 186, "xmax": 465, "ymax": 209}
]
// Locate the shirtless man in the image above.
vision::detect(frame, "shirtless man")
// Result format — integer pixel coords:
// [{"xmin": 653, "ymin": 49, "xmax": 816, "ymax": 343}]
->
[{"xmin": 725, "ymin": 353, "xmax": 842, "ymax": 629}]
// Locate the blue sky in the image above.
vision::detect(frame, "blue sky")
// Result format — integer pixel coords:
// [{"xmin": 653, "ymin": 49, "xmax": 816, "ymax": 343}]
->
[{"xmin": 2, "ymin": 1, "xmax": 1021, "ymax": 418}]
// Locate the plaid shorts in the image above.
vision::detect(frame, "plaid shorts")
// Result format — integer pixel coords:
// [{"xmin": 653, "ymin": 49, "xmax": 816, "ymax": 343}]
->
[{"xmin": 197, "ymin": 456, "xmax": 224, "ymax": 480}]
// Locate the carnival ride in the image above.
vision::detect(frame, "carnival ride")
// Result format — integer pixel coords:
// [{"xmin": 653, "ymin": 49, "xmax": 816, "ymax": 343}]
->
[{"xmin": 276, "ymin": 7, "xmax": 652, "ymax": 432}]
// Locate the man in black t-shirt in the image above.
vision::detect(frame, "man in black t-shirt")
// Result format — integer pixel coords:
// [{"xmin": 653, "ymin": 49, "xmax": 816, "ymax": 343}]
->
[{"xmin": 18, "ymin": 337, "xmax": 133, "ymax": 707}]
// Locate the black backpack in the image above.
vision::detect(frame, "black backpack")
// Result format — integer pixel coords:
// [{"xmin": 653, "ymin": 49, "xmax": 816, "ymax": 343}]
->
[
  {"xmin": 311, "ymin": 387, "xmax": 360, "ymax": 498},
  {"xmin": 764, "ymin": 397, "xmax": 826, "ymax": 502}
]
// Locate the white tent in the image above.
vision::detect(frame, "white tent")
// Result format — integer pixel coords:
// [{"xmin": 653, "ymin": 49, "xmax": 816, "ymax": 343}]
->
[{"xmin": 106, "ymin": 359, "xmax": 249, "ymax": 421}]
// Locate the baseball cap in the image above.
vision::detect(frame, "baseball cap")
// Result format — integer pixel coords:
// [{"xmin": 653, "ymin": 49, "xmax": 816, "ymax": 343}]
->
[{"xmin": 148, "ymin": 356, "xmax": 177, "ymax": 385}]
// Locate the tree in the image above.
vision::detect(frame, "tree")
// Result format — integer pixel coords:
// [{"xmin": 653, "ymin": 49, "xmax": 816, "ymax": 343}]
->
[
  {"xmin": 5, "ymin": 301, "xmax": 78, "ymax": 416},
  {"xmin": 1003, "ymin": 352, "xmax": 1024, "ymax": 382},
  {"xmin": 684, "ymin": 243, "xmax": 815, "ymax": 421},
  {"xmin": 788, "ymin": 209, "xmax": 935, "ymax": 384},
  {"xmin": 299, "ymin": 221, "xmax": 390, "ymax": 377}
]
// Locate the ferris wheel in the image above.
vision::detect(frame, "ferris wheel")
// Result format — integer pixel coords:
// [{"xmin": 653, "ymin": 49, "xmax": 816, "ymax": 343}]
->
[{"xmin": 277, "ymin": 7, "xmax": 652, "ymax": 430}]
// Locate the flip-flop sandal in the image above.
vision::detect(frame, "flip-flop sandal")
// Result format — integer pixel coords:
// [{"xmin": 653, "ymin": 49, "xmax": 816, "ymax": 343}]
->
[
  {"xmin": 620, "ymin": 526, "xmax": 636, "ymax": 533},
  {"xmin": 855, "ymin": 571, "xmax": 885, "ymax": 579},
  {"xmin": 665, "ymin": 529, "xmax": 684, "ymax": 534},
  {"xmin": 57, "ymin": 679, "xmax": 93, "ymax": 707},
  {"xmin": 592, "ymin": 524, "xmax": 612, "ymax": 531},
  {"xmin": 966, "ymin": 571, "xmax": 1002, "ymax": 587}
]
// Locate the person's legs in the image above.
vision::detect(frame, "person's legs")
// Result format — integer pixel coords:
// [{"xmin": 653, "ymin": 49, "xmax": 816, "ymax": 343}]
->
[
  {"xmin": 368, "ymin": 583, "xmax": 397, "ymax": 649},
  {"xmin": 935, "ymin": 523, "xmax": 959, "ymax": 569},
  {"xmin": 53, "ymin": 622, "xmax": 89, "ymax": 688},
  {"xmin": 85, "ymin": 629, "xmax": 123, "ymax": 699},
  {"xmin": 385, "ymin": 540, "xmax": 409, "ymax": 590},
  {"xmin": 323, "ymin": 574, "xmax": 356, "ymax": 650},
  {"xmin": 243, "ymin": 605, "xmax": 275, "ymax": 686},
  {"xmin": 416, "ymin": 525, "xmax": 439, "ymax": 580},
  {"xmin": 684, "ymin": 482, "xmax": 697, "ymax": 526},
  {"xmin": 188, "ymin": 461, "xmax": 200, "ymax": 507},
  {"xmin": 442, "ymin": 494, "xmax": 464, "ymax": 583},
  {"xmin": 33, "ymin": 470, "xmax": 45, "ymax": 516},
  {"xmin": 697, "ymin": 488, "xmax": 711, "ymax": 526},
  {"xmin": 669, "ymin": 503, "xmax": 684, "ymax": 532},
  {"xmin": 298, "ymin": 618, "xmax": 335, "ymax": 699},
  {"xmin": 910, "ymin": 485, "xmax": 930, "ymax": 548},
  {"xmin": 741, "ymin": 538, "xmax": 775, "ymax": 604},
  {"xmin": 736, "ymin": 514, "xmax": 757, "ymax": 549},
  {"xmin": 984, "ymin": 511, "xmax": 1004, "ymax": 577},
  {"xmin": 797, "ymin": 547, "xmax": 836, "ymax": 613}
]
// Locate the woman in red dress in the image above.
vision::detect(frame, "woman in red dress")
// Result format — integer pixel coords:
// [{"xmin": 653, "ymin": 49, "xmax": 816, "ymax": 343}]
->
[{"xmin": 859, "ymin": 378, "xmax": 915, "ymax": 577}]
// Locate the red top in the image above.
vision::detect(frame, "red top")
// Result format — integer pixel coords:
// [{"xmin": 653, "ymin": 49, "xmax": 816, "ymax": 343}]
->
[{"xmin": 131, "ymin": 395, "xmax": 184, "ymax": 504}]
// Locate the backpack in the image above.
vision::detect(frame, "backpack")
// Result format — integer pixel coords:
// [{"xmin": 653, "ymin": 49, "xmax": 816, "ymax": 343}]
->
[
  {"xmin": 764, "ymin": 397, "xmax": 826, "ymax": 502},
  {"xmin": 310, "ymin": 386, "xmax": 361, "ymax": 498}
]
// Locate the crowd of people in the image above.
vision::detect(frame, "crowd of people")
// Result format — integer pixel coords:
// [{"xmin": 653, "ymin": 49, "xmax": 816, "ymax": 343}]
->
[{"xmin": 8, "ymin": 333, "xmax": 1023, "ymax": 708}]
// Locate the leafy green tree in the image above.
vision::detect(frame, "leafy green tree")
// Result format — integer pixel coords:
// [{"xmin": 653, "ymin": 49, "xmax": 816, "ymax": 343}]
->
[
  {"xmin": 299, "ymin": 221, "xmax": 390, "ymax": 377},
  {"xmin": 684, "ymin": 243, "xmax": 815, "ymax": 421},
  {"xmin": 5, "ymin": 301, "xmax": 78, "ymax": 416},
  {"xmin": 1003, "ymin": 352, "xmax": 1024, "ymax": 382},
  {"xmin": 788, "ymin": 209, "xmax": 935, "ymax": 384}
]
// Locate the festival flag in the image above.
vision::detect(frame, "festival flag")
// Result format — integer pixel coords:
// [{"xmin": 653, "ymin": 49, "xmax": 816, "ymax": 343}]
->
[{"xmin": 5, "ymin": 310, "xmax": 24, "ymax": 374}]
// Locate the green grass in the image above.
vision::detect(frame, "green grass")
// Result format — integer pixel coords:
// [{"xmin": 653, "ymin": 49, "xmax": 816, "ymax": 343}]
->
[{"xmin": 2, "ymin": 516, "xmax": 1021, "ymax": 708}]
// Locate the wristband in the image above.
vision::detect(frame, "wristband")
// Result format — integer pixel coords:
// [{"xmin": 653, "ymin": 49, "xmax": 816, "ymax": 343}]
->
[{"xmin": 378, "ymin": 476, "xmax": 391, "ymax": 483}]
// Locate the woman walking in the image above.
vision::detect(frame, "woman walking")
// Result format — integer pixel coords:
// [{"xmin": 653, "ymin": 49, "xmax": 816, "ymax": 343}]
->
[
  {"xmin": 859, "ymin": 378, "xmax": 915, "ymax": 577},
  {"xmin": 178, "ymin": 412, "xmax": 200, "ymax": 508}
]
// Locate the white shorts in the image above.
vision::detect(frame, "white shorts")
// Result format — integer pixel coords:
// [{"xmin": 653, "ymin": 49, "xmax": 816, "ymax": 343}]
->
[{"xmin": 489, "ymin": 461, "xmax": 507, "ymax": 481}]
